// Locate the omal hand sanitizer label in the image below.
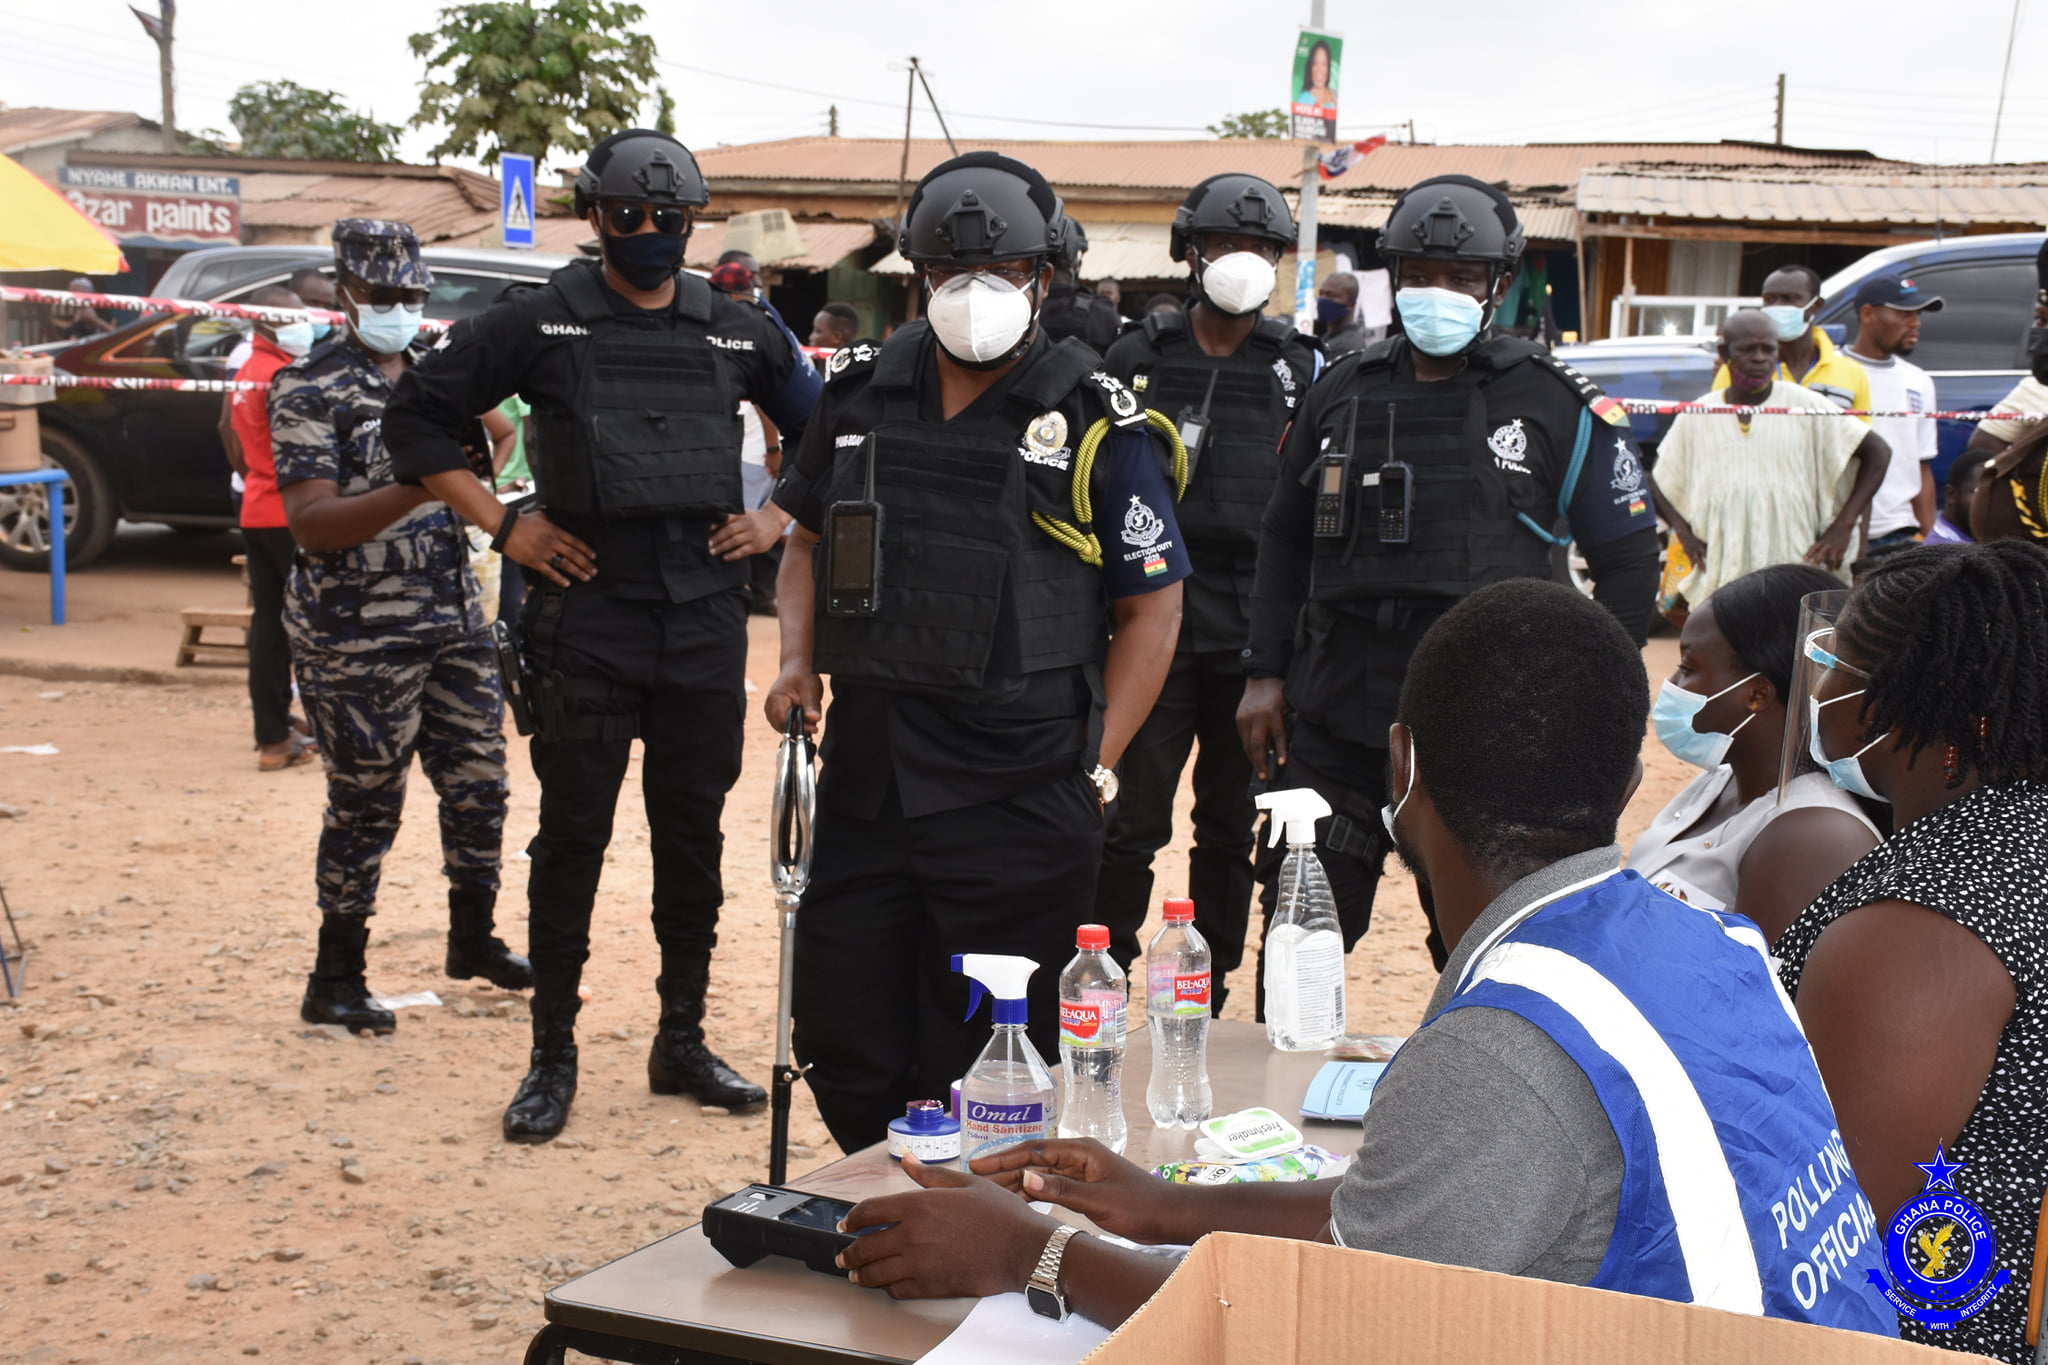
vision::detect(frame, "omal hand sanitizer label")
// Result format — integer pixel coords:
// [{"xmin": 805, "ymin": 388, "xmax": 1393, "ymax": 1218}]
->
[{"xmin": 961, "ymin": 1098, "xmax": 1048, "ymax": 1163}]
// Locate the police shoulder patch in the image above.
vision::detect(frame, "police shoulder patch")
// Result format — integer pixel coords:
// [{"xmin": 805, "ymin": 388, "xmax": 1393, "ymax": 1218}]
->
[
  {"xmin": 1533, "ymin": 350, "xmax": 1633, "ymax": 427},
  {"xmin": 825, "ymin": 342, "xmax": 880, "ymax": 381},
  {"xmin": 1086, "ymin": 369, "xmax": 1144, "ymax": 426}
]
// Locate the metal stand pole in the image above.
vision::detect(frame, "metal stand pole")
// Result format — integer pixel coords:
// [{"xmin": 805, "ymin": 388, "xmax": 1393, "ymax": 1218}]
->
[{"xmin": 766, "ymin": 705, "xmax": 815, "ymax": 1186}]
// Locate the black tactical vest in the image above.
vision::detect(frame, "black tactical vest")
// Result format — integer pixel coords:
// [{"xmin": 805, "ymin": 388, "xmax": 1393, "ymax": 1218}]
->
[
  {"xmin": 811, "ymin": 325, "xmax": 1147, "ymax": 695},
  {"xmin": 1136, "ymin": 311, "xmax": 1304, "ymax": 559},
  {"xmin": 527, "ymin": 263, "xmax": 741, "ymax": 518},
  {"xmin": 1305, "ymin": 334, "xmax": 1558, "ymax": 604}
]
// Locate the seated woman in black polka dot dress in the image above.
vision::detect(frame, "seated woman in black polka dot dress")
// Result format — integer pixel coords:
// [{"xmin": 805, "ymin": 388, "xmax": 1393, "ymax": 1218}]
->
[{"xmin": 1776, "ymin": 540, "xmax": 2048, "ymax": 1364}]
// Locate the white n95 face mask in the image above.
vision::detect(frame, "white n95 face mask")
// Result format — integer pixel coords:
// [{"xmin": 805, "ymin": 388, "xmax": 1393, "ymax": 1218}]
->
[
  {"xmin": 926, "ymin": 272, "xmax": 1035, "ymax": 365},
  {"xmin": 1200, "ymin": 251, "xmax": 1278, "ymax": 316}
]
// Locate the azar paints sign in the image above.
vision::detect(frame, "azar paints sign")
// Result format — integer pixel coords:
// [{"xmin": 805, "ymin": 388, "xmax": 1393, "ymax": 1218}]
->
[{"xmin": 56, "ymin": 166, "xmax": 240, "ymax": 249}]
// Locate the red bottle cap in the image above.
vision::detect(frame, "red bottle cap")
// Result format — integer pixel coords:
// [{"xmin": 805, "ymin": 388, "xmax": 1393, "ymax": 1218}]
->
[
  {"xmin": 1162, "ymin": 898, "xmax": 1194, "ymax": 923},
  {"xmin": 1076, "ymin": 924, "xmax": 1109, "ymax": 951}
]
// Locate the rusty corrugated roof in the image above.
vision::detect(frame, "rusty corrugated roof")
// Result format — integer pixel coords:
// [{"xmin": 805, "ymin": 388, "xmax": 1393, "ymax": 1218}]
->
[
  {"xmin": 1578, "ymin": 166, "xmax": 2048, "ymax": 225},
  {"xmin": 0, "ymin": 108, "xmax": 151, "ymax": 155},
  {"xmin": 696, "ymin": 137, "xmax": 1884, "ymax": 197}
]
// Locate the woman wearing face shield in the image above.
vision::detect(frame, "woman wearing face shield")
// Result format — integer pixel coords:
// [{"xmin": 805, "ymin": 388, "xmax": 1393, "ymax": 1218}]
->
[
  {"xmin": 1626, "ymin": 563, "xmax": 1877, "ymax": 941},
  {"xmin": 1774, "ymin": 540, "xmax": 2048, "ymax": 1362}
]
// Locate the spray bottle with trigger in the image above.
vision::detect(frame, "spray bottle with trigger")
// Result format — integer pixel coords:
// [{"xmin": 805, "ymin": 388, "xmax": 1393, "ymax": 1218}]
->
[
  {"xmin": 953, "ymin": 954, "xmax": 1059, "ymax": 1168},
  {"xmin": 1254, "ymin": 788, "xmax": 1347, "ymax": 1051}
]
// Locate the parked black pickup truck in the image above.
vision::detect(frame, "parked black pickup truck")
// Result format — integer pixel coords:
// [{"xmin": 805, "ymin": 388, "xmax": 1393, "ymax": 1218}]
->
[{"xmin": 6, "ymin": 243, "xmax": 572, "ymax": 569}]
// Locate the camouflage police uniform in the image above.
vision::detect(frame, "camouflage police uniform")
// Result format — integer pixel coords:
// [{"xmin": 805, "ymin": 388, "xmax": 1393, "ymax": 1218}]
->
[{"xmin": 273, "ymin": 219, "xmax": 518, "ymax": 1032}]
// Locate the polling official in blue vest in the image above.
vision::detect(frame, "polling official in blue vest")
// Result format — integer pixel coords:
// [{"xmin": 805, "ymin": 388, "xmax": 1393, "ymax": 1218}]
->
[{"xmin": 819, "ymin": 579, "xmax": 1898, "ymax": 1339}]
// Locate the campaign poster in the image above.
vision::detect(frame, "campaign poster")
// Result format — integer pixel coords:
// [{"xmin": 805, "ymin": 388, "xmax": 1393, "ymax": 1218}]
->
[{"xmin": 1290, "ymin": 30, "xmax": 1342, "ymax": 143}]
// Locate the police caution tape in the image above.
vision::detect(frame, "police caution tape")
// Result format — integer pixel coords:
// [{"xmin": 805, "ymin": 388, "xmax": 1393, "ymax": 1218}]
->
[
  {"xmin": 1619, "ymin": 397, "xmax": 2044, "ymax": 422},
  {"xmin": 0, "ymin": 285, "xmax": 450, "ymax": 332},
  {"xmin": 0, "ymin": 372, "xmax": 267, "ymax": 394}
]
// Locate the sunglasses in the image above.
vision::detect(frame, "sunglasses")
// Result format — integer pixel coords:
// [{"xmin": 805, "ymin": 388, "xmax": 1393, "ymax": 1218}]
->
[
  {"xmin": 925, "ymin": 262, "xmax": 1042, "ymax": 289},
  {"xmin": 1803, "ymin": 628, "xmax": 1873, "ymax": 680},
  {"xmin": 606, "ymin": 202, "xmax": 690, "ymax": 236}
]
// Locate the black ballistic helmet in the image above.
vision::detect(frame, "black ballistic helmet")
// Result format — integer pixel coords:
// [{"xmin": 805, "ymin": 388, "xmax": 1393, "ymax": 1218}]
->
[
  {"xmin": 900, "ymin": 151, "xmax": 1067, "ymax": 265},
  {"xmin": 1170, "ymin": 173, "xmax": 1297, "ymax": 261},
  {"xmin": 1053, "ymin": 215, "xmax": 1088, "ymax": 274},
  {"xmin": 1379, "ymin": 174, "xmax": 1525, "ymax": 269},
  {"xmin": 573, "ymin": 129, "xmax": 710, "ymax": 217}
]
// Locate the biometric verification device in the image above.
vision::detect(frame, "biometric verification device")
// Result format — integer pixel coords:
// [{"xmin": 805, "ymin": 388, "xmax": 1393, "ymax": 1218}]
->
[{"xmin": 703, "ymin": 1184, "xmax": 878, "ymax": 1276}]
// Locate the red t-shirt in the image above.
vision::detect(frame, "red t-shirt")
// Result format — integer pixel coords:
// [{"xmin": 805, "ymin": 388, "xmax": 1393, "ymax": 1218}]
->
[{"xmin": 230, "ymin": 336, "xmax": 295, "ymax": 529}]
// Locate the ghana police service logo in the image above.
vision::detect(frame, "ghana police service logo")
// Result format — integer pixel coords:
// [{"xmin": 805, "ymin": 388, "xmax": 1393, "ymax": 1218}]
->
[
  {"xmin": 826, "ymin": 342, "xmax": 878, "ymax": 377},
  {"xmin": 1866, "ymin": 1147, "xmax": 2010, "ymax": 1330},
  {"xmin": 1120, "ymin": 495, "xmax": 1165, "ymax": 549},
  {"xmin": 1611, "ymin": 439, "xmax": 1645, "ymax": 494},
  {"xmin": 1487, "ymin": 420, "xmax": 1530, "ymax": 473}
]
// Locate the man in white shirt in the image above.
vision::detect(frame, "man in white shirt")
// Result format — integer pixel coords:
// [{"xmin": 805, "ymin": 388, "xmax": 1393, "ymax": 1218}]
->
[{"xmin": 1844, "ymin": 275, "xmax": 1942, "ymax": 572}]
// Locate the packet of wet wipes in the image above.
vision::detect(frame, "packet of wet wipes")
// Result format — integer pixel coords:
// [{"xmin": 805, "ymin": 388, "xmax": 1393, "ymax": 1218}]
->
[{"xmin": 1194, "ymin": 1106, "xmax": 1303, "ymax": 1163}]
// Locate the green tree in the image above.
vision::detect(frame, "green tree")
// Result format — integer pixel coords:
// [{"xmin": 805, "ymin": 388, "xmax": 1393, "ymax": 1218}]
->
[
  {"xmin": 1207, "ymin": 109, "xmax": 1289, "ymax": 140},
  {"xmin": 227, "ymin": 81, "xmax": 403, "ymax": 161},
  {"xmin": 408, "ymin": 0, "xmax": 669, "ymax": 168}
]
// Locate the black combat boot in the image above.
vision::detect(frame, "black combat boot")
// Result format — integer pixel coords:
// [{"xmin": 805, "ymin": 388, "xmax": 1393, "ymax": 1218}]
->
[
  {"xmin": 647, "ymin": 963, "xmax": 767, "ymax": 1110},
  {"xmin": 445, "ymin": 884, "xmax": 533, "ymax": 990},
  {"xmin": 299, "ymin": 915, "xmax": 396, "ymax": 1035},
  {"xmin": 503, "ymin": 970, "xmax": 580, "ymax": 1144}
]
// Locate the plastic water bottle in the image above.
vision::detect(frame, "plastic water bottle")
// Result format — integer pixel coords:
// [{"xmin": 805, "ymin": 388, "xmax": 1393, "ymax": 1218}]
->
[
  {"xmin": 953, "ymin": 954, "xmax": 1058, "ymax": 1167},
  {"xmin": 1145, "ymin": 898, "xmax": 1212, "ymax": 1129},
  {"xmin": 1057, "ymin": 923, "xmax": 1128, "ymax": 1154},
  {"xmin": 1256, "ymin": 789, "xmax": 1348, "ymax": 1051}
]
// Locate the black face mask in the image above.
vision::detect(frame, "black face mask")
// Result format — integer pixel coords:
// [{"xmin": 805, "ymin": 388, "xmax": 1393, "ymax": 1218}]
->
[
  {"xmin": 603, "ymin": 229, "xmax": 686, "ymax": 291},
  {"xmin": 2028, "ymin": 325, "xmax": 2048, "ymax": 384}
]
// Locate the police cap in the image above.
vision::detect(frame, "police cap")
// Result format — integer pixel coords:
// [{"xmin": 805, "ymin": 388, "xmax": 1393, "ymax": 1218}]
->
[
  {"xmin": 331, "ymin": 218, "xmax": 433, "ymax": 289},
  {"xmin": 1380, "ymin": 175, "xmax": 1525, "ymax": 268},
  {"xmin": 900, "ymin": 151, "xmax": 1066, "ymax": 265},
  {"xmin": 573, "ymin": 129, "xmax": 710, "ymax": 218},
  {"xmin": 1170, "ymin": 174, "xmax": 1296, "ymax": 262}
]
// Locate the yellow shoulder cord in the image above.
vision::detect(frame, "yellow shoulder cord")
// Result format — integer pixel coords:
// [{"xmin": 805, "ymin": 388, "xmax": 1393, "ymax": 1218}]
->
[{"xmin": 1029, "ymin": 412, "xmax": 1188, "ymax": 567}]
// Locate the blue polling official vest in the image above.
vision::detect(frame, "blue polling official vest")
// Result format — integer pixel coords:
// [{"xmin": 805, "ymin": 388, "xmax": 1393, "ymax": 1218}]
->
[{"xmin": 1433, "ymin": 868, "xmax": 1898, "ymax": 1336}]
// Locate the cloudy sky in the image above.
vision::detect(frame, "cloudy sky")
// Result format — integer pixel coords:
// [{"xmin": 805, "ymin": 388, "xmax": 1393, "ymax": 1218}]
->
[{"xmin": 4, "ymin": 0, "xmax": 2047, "ymax": 173}]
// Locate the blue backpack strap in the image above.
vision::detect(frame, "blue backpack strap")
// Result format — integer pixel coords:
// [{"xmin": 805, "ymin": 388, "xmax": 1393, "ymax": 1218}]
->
[{"xmin": 1515, "ymin": 405, "xmax": 1591, "ymax": 547}]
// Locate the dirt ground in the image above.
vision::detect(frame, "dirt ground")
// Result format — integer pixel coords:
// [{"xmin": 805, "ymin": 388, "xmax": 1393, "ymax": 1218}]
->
[{"xmin": 0, "ymin": 531, "xmax": 1684, "ymax": 1364}]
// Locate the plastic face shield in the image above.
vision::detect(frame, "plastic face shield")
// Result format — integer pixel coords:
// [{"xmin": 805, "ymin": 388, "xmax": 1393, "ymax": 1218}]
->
[{"xmin": 1777, "ymin": 589, "xmax": 1862, "ymax": 804}]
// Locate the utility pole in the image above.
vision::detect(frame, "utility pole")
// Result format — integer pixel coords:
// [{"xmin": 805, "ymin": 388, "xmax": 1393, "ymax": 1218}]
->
[
  {"xmin": 1991, "ymin": 0, "xmax": 2023, "ymax": 160},
  {"xmin": 911, "ymin": 57, "xmax": 958, "ymax": 157},
  {"xmin": 1406, "ymin": 118, "xmax": 1416, "ymax": 145},
  {"xmin": 1292, "ymin": 0, "xmax": 1327, "ymax": 335},
  {"xmin": 1773, "ymin": 73, "xmax": 1786, "ymax": 146},
  {"xmin": 891, "ymin": 62, "xmax": 915, "ymax": 241},
  {"xmin": 828, "ymin": 104, "xmax": 839, "ymax": 138},
  {"xmin": 129, "ymin": 0, "xmax": 177, "ymax": 151}
]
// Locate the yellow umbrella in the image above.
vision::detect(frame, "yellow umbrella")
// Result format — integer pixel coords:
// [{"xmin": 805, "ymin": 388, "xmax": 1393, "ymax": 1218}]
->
[{"xmin": 0, "ymin": 153, "xmax": 125, "ymax": 274}]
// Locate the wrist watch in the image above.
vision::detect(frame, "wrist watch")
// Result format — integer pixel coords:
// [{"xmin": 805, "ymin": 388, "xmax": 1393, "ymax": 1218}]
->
[
  {"xmin": 1026, "ymin": 1224, "xmax": 1082, "ymax": 1321},
  {"xmin": 1086, "ymin": 764, "xmax": 1119, "ymax": 807}
]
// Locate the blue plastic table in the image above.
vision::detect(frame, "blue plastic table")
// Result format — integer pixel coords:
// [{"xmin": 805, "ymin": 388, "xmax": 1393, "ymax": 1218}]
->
[{"xmin": 0, "ymin": 468, "xmax": 65, "ymax": 625}]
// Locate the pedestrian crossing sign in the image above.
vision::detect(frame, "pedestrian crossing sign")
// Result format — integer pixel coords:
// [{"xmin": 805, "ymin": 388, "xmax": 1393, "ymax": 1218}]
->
[{"xmin": 501, "ymin": 153, "xmax": 535, "ymax": 250}]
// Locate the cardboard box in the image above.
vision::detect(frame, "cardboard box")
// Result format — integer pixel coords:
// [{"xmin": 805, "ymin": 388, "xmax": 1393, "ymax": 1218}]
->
[{"xmin": 1079, "ymin": 1233, "xmax": 1992, "ymax": 1364}]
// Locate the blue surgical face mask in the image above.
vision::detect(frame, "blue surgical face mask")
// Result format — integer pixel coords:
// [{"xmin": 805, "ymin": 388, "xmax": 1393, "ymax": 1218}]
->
[
  {"xmin": 310, "ymin": 320, "xmax": 333, "ymax": 342},
  {"xmin": 1808, "ymin": 690, "xmax": 1890, "ymax": 803},
  {"xmin": 1396, "ymin": 286, "xmax": 1485, "ymax": 357},
  {"xmin": 348, "ymin": 299, "xmax": 423, "ymax": 356},
  {"xmin": 1381, "ymin": 739, "xmax": 1417, "ymax": 843},
  {"xmin": 1762, "ymin": 303, "xmax": 1811, "ymax": 343},
  {"xmin": 271, "ymin": 321, "xmax": 315, "ymax": 356},
  {"xmin": 1652, "ymin": 672, "xmax": 1760, "ymax": 770}
]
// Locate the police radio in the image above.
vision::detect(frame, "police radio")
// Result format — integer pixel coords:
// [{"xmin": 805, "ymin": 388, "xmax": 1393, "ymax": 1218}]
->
[
  {"xmin": 1313, "ymin": 397, "xmax": 1360, "ymax": 539},
  {"xmin": 1375, "ymin": 401, "xmax": 1412, "ymax": 545},
  {"xmin": 1176, "ymin": 370, "xmax": 1219, "ymax": 483},
  {"xmin": 824, "ymin": 435, "xmax": 883, "ymax": 617}
]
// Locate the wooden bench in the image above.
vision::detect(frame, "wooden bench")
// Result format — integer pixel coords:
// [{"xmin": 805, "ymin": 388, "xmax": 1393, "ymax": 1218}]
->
[
  {"xmin": 173, "ymin": 554, "xmax": 257, "ymax": 669},
  {"xmin": 174, "ymin": 607, "xmax": 254, "ymax": 668}
]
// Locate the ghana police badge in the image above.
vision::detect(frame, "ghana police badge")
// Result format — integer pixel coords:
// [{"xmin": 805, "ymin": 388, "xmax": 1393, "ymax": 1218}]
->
[
  {"xmin": 1020, "ymin": 411, "xmax": 1072, "ymax": 470},
  {"xmin": 1089, "ymin": 370, "xmax": 1139, "ymax": 418},
  {"xmin": 1865, "ymin": 1145, "xmax": 2011, "ymax": 1330}
]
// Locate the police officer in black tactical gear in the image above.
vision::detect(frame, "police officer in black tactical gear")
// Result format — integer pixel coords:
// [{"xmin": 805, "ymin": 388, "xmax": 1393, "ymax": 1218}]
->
[
  {"xmin": 1038, "ymin": 217, "xmax": 1124, "ymax": 351},
  {"xmin": 1238, "ymin": 174, "xmax": 1660, "ymax": 982},
  {"xmin": 1091, "ymin": 174, "xmax": 1321, "ymax": 995},
  {"xmin": 764, "ymin": 151, "xmax": 1191, "ymax": 1155},
  {"xmin": 384, "ymin": 129, "xmax": 822, "ymax": 1144}
]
